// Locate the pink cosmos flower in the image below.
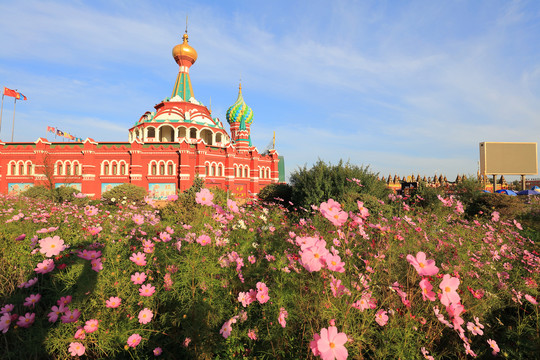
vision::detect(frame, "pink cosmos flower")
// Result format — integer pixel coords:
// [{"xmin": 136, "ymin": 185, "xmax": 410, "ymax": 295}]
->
[
  {"xmin": 439, "ymin": 274, "xmax": 461, "ymax": 306},
  {"xmin": 84, "ymin": 205, "xmax": 98, "ymax": 216},
  {"xmin": 84, "ymin": 319, "xmax": 99, "ymax": 333},
  {"xmin": 196, "ymin": 234, "xmax": 211, "ymax": 246},
  {"xmin": 316, "ymin": 326, "xmax": 349, "ymax": 360},
  {"xmin": 375, "ymin": 309, "xmax": 389, "ymax": 326},
  {"xmin": 132, "ymin": 214, "xmax": 145, "ymax": 225},
  {"xmin": 419, "ymin": 279, "xmax": 437, "ymax": 301},
  {"xmin": 69, "ymin": 342, "xmax": 85, "ymax": 356},
  {"xmin": 127, "ymin": 333, "xmax": 142, "ymax": 348},
  {"xmin": 35, "ymin": 259, "xmax": 55, "ymax": 274},
  {"xmin": 77, "ymin": 250, "xmax": 102, "ymax": 260},
  {"xmin": 74, "ymin": 328, "xmax": 86, "ymax": 339},
  {"xmin": 87, "ymin": 226, "xmax": 102, "ymax": 235},
  {"xmin": 138, "ymin": 308, "xmax": 153, "ymax": 324},
  {"xmin": 351, "ymin": 292, "xmax": 377, "ymax": 311},
  {"xmin": 467, "ymin": 321, "xmax": 484, "ymax": 336},
  {"xmin": 153, "ymin": 347, "xmax": 163, "ymax": 356},
  {"xmin": 91, "ymin": 258, "xmax": 103, "ymax": 272},
  {"xmin": 357, "ymin": 201, "xmax": 370, "ymax": 219},
  {"xmin": 195, "ymin": 188, "xmax": 214, "ymax": 206},
  {"xmin": 17, "ymin": 312, "xmax": 35, "ymax": 328},
  {"xmin": 131, "ymin": 272, "xmax": 147, "ymax": 285},
  {"xmin": 406, "ymin": 252, "xmax": 439, "ymax": 276},
  {"xmin": 326, "ymin": 254, "xmax": 345, "ymax": 273},
  {"xmin": 300, "ymin": 241, "xmax": 330, "ymax": 272},
  {"xmin": 130, "ymin": 252, "xmax": 147, "ymax": 266},
  {"xmin": 0, "ymin": 304, "xmax": 14, "ymax": 314},
  {"xmin": 227, "ymin": 199, "xmax": 240, "ymax": 213},
  {"xmin": 58, "ymin": 295, "xmax": 72, "ymax": 307},
  {"xmin": 278, "ymin": 307, "xmax": 288, "ymax": 328},
  {"xmin": 61, "ymin": 309, "xmax": 81, "ymax": 323},
  {"xmin": 525, "ymin": 294, "xmax": 538, "ymax": 305},
  {"xmin": 167, "ymin": 194, "xmax": 178, "ymax": 201},
  {"xmin": 39, "ymin": 236, "xmax": 66, "ymax": 257},
  {"xmin": 0, "ymin": 313, "xmax": 11, "ymax": 333},
  {"xmin": 220, "ymin": 318, "xmax": 236, "ymax": 338},
  {"xmin": 24, "ymin": 294, "xmax": 41, "ymax": 308},
  {"xmin": 487, "ymin": 339, "xmax": 500, "ymax": 355},
  {"xmin": 238, "ymin": 291, "xmax": 254, "ymax": 307},
  {"xmin": 106, "ymin": 296, "xmax": 122, "ymax": 308},
  {"xmin": 491, "ymin": 211, "xmax": 500, "ymax": 222},
  {"xmin": 247, "ymin": 329, "xmax": 258, "ymax": 340},
  {"xmin": 139, "ymin": 284, "xmax": 156, "ymax": 297},
  {"xmin": 310, "ymin": 333, "xmax": 321, "ymax": 356}
]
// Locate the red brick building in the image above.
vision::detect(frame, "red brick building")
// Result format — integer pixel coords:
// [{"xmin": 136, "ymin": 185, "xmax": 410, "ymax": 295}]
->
[{"xmin": 0, "ymin": 32, "xmax": 280, "ymax": 199}]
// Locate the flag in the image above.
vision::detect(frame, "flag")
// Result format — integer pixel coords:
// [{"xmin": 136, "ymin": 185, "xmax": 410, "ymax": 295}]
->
[
  {"xmin": 3, "ymin": 87, "xmax": 27, "ymax": 100},
  {"xmin": 47, "ymin": 126, "xmax": 55, "ymax": 133},
  {"xmin": 57, "ymin": 129, "xmax": 64, "ymax": 136}
]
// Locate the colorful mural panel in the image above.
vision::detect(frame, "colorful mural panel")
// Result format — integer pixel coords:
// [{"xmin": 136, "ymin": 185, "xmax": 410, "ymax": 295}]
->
[
  {"xmin": 8, "ymin": 183, "xmax": 34, "ymax": 194},
  {"xmin": 149, "ymin": 183, "xmax": 176, "ymax": 200},
  {"xmin": 55, "ymin": 183, "xmax": 82, "ymax": 191},
  {"xmin": 101, "ymin": 183, "xmax": 124, "ymax": 193}
]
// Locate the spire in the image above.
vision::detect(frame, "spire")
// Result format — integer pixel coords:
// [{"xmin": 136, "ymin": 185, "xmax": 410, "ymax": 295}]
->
[{"xmin": 171, "ymin": 30, "xmax": 198, "ymax": 100}]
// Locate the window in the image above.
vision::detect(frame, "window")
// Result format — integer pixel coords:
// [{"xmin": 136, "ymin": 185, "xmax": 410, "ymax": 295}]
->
[
  {"xmin": 210, "ymin": 165, "xmax": 215, "ymax": 176},
  {"xmin": 27, "ymin": 164, "xmax": 32, "ymax": 175},
  {"xmin": 152, "ymin": 164, "xmax": 157, "ymax": 175},
  {"xmin": 104, "ymin": 164, "xmax": 109, "ymax": 175},
  {"xmin": 190, "ymin": 128, "xmax": 197, "ymax": 139},
  {"xmin": 147, "ymin": 127, "xmax": 156, "ymax": 138},
  {"xmin": 218, "ymin": 166, "xmax": 222, "ymax": 177},
  {"xmin": 244, "ymin": 167, "xmax": 248, "ymax": 178},
  {"xmin": 121, "ymin": 164, "xmax": 126, "ymax": 175},
  {"xmin": 74, "ymin": 164, "xmax": 79, "ymax": 175},
  {"xmin": 11, "ymin": 164, "xmax": 16, "ymax": 175},
  {"xmin": 66, "ymin": 164, "xmax": 71, "ymax": 175},
  {"xmin": 168, "ymin": 164, "xmax": 173, "ymax": 175}
]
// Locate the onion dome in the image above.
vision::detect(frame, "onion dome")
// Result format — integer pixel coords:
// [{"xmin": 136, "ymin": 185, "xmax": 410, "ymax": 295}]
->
[
  {"xmin": 172, "ymin": 33, "xmax": 198, "ymax": 66},
  {"xmin": 226, "ymin": 84, "xmax": 254, "ymax": 125}
]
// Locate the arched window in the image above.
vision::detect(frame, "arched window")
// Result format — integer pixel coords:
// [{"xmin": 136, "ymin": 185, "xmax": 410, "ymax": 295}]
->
[
  {"xmin": 218, "ymin": 165, "xmax": 222, "ymax": 177},
  {"xmin": 66, "ymin": 163, "xmax": 71, "ymax": 175},
  {"xmin": 152, "ymin": 164, "xmax": 157, "ymax": 175},
  {"xmin": 27, "ymin": 163, "xmax": 33, "ymax": 175},
  {"xmin": 19, "ymin": 164, "xmax": 24, "ymax": 175},
  {"xmin": 147, "ymin": 127, "xmax": 156, "ymax": 138},
  {"xmin": 178, "ymin": 127, "xmax": 187, "ymax": 138},
  {"xmin": 104, "ymin": 164, "xmax": 109, "ymax": 175},
  {"xmin": 244, "ymin": 167, "xmax": 248, "ymax": 178},
  {"xmin": 11, "ymin": 163, "xmax": 16, "ymax": 175},
  {"xmin": 190, "ymin": 128, "xmax": 197, "ymax": 139},
  {"xmin": 216, "ymin": 133, "xmax": 222, "ymax": 143},
  {"xmin": 160, "ymin": 164, "xmax": 165, "ymax": 175},
  {"xmin": 210, "ymin": 165, "xmax": 215, "ymax": 176},
  {"xmin": 121, "ymin": 164, "xmax": 126, "ymax": 175},
  {"xmin": 168, "ymin": 164, "xmax": 173, "ymax": 175}
]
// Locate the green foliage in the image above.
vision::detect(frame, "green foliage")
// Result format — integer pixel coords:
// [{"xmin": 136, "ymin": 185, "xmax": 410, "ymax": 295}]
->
[
  {"xmin": 101, "ymin": 183, "xmax": 148, "ymax": 206},
  {"xmin": 289, "ymin": 159, "xmax": 390, "ymax": 210},
  {"xmin": 412, "ymin": 182, "xmax": 446, "ymax": 211},
  {"xmin": 20, "ymin": 185, "xmax": 86, "ymax": 205},
  {"xmin": 257, "ymin": 183, "xmax": 293, "ymax": 206}
]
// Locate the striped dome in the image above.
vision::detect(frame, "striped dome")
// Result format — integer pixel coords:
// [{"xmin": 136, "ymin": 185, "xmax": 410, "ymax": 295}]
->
[{"xmin": 226, "ymin": 84, "xmax": 253, "ymax": 125}]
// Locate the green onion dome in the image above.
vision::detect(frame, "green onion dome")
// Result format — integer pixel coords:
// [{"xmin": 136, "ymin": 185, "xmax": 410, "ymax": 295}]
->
[{"xmin": 226, "ymin": 84, "xmax": 253, "ymax": 125}]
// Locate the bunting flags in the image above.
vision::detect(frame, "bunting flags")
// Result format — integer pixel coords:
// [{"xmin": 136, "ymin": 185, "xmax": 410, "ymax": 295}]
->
[
  {"xmin": 3, "ymin": 87, "xmax": 27, "ymax": 100},
  {"xmin": 48, "ymin": 126, "xmax": 83, "ymax": 142}
]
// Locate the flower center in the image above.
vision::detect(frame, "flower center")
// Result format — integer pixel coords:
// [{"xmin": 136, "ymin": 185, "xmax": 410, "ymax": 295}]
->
[
  {"xmin": 445, "ymin": 286, "xmax": 451, "ymax": 293},
  {"xmin": 419, "ymin": 262, "xmax": 425, "ymax": 268},
  {"xmin": 330, "ymin": 342, "xmax": 335, "ymax": 349}
]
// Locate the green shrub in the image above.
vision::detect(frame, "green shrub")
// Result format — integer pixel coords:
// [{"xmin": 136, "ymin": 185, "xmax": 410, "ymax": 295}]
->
[
  {"xmin": 289, "ymin": 159, "xmax": 390, "ymax": 210},
  {"xmin": 20, "ymin": 185, "xmax": 52, "ymax": 200},
  {"xmin": 101, "ymin": 183, "xmax": 147, "ymax": 205},
  {"xmin": 257, "ymin": 183, "xmax": 293, "ymax": 206}
]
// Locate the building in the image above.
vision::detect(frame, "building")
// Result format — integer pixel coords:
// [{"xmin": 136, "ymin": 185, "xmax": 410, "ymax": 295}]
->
[{"xmin": 0, "ymin": 32, "xmax": 280, "ymax": 199}]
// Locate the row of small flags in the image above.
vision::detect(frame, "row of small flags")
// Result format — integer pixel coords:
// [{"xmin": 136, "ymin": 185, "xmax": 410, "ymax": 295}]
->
[{"xmin": 46, "ymin": 126, "xmax": 83, "ymax": 142}]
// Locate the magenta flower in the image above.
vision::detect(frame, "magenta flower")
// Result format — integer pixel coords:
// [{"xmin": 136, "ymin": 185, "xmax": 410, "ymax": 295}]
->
[
  {"xmin": 24, "ymin": 294, "xmax": 41, "ymax": 308},
  {"xmin": 84, "ymin": 319, "xmax": 99, "ymax": 333},
  {"xmin": 278, "ymin": 307, "xmax": 288, "ymax": 328},
  {"xmin": 69, "ymin": 342, "xmax": 85, "ymax": 356},
  {"xmin": 39, "ymin": 236, "xmax": 66, "ymax": 257},
  {"xmin": 406, "ymin": 252, "xmax": 439, "ymax": 276},
  {"xmin": 195, "ymin": 188, "xmax": 214, "ymax": 206},
  {"xmin": 487, "ymin": 339, "xmax": 500, "ymax": 355},
  {"xmin": 419, "ymin": 279, "xmax": 437, "ymax": 301},
  {"xmin": 351, "ymin": 292, "xmax": 377, "ymax": 311},
  {"xmin": 247, "ymin": 329, "xmax": 258, "ymax": 340},
  {"xmin": 0, "ymin": 313, "xmax": 12, "ymax": 333},
  {"xmin": 316, "ymin": 326, "xmax": 349, "ymax": 360},
  {"xmin": 106, "ymin": 296, "xmax": 122, "ymax": 308},
  {"xmin": 58, "ymin": 295, "xmax": 72, "ymax": 307},
  {"xmin": 61, "ymin": 309, "xmax": 81, "ymax": 323},
  {"xmin": 227, "ymin": 199, "xmax": 239, "ymax": 213},
  {"xmin": 310, "ymin": 333, "xmax": 321, "ymax": 356},
  {"xmin": 0, "ymin": 304, "xmax": 14, "ymax": 314},
  {"xmin": 127, "ymin": 333, "xmax": 142, "ymax": 348},
  {"xmin": 17, "ymin": 312, "xmax": 35, "ymax": 328},
  {"xmin": 375, "ymin": 309, "xmax": 389, "ymax": 326},
  {"xmin": 91, "ymin": 258, "xmax": 103, "ymax": 272},
  {"xmin": 74, "ymin": 328, "xmax": 86, "ymax": 340},
  {"xmin": 139, "ymin": 284, "xmax": 156, "ymax": 297},
  {"xmin": 131, "ymin": 272, "xmax": 147, "ymax": 285},
  {"xmin": 467, "ymin": 321, "xmax": 484, "ymax": 336},
  {"xmin": 439, "ymin": 274, "xmax": 461, "ymax": 306},
  {"xmin": 130, "ymin": 252, "xmax": 147, "ymax": 266},
  {"xmin": 35, "ymin": 259, "xmax": 55, "ymax": 274},
  {"xmin": 84, "ymin": 205, "xmax": 98, "ymax": 216},
  {"xmin": 153, "ymin": 347, "xmax": 163, "ymax": 356},
  {"xmin": 300, "ymin": 241, "xmax": 330, "ymax": 272},
  {"xmin": 196, "ymin": 234, "xmax": 211, "ymax": 246},
  {"xmin": 87, "ymin": 226, "xmax": 102, "ymax": 235},
  {"xmin": 357, "ymin": 201, "xmax": 369, "ymax": 219},
  {"xmin": 138, "ymin": 308, "xmax": 153, "ymax": 324}
]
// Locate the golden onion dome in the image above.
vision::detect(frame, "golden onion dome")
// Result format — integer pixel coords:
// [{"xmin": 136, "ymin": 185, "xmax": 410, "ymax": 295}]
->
[{"xmin": 172, "ymin": 33, "xmax": 198, "ymax": 65}]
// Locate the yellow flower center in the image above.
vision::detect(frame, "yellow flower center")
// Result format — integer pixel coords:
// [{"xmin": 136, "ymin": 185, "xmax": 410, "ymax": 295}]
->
[
  {"xmin": 419, "ymin": 262, "xmax": 425, "ymax": 268},
  {"xmin": 445, "ymin": 286, "xmax": 451, "ymax": 293},
  {"xmin": 330, "ymin": 342, "xmax": 336, "ymax": 349}
]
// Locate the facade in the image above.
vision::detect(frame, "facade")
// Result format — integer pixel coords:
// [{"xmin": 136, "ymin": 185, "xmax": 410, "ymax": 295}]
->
[{"xmin": 0, "ymin": 32, "xmax": 280, "ymax": 199}]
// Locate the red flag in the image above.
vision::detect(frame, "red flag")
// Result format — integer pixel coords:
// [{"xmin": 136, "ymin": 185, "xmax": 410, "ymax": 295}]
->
[
  {"xmin": 3, "ymin": 87, "xmax": 27, "ymax": 100},
  {"xmin": 47, "ymin": 126, "xmax": 55, "ymax": 133}
]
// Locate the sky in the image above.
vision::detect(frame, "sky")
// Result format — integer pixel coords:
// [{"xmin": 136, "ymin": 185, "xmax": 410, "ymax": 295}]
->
[{"xmin": 1, "ymin": 0, "xmax": 540, "ymax": 182}]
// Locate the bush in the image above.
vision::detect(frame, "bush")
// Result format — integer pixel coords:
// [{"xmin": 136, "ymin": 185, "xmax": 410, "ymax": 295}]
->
[
  {"xmin": 21, "ymin": 185, "xmax": 85, "ymax": 204},
  {"xmin": 20, "ymin": 185, "xmax": 51, "ymax": 200},
  {"xmin": 289, "ymin": 159, "xmax": 390, "ymax": 211},
  {"xmin": 101, "ymin": 184, "xmax": 148, "ymax": 206},
  {"xmin": 257, "ymin": 183, "xmax": 293, "ymax": 206}
]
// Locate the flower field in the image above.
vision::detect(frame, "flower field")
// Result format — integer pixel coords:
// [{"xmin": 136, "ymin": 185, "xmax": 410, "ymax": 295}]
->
[{"xmin": 0, "ymin": 186, "xmax": 539, "ymax": 359}]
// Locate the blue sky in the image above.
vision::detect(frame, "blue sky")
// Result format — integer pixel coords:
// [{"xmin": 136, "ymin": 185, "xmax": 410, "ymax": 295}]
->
[{"xmin": 1, "ymin": 0, "xmax": 539, "ymax": 181}]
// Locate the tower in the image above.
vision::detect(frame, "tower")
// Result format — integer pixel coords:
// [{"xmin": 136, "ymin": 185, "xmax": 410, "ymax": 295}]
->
[{"xmin": 226, "ymin": 84, "xmax": 254, "ymax": 151}]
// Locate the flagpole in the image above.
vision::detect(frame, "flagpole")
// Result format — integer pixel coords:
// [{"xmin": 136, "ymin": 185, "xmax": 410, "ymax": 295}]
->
[{"xmin": 11, "ymin": 97, "xmax": 16, "ymax": 142}]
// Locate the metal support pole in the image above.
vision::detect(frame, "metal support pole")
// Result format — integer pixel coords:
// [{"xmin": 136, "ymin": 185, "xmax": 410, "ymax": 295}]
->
[
  {"xmin": 492, "ymin": 175, "xmax": 497, "ymax": 193},
  {"xmin": 521, "ymin": 175, "xmax": 526, "ymax": 191},
  {"xmin": 0, "ymin": 94, "xmax": 4, "ymax": 135},
  {"xmin": 11, "ymin": 98, "xmax": 16, "ymax": 142}
]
